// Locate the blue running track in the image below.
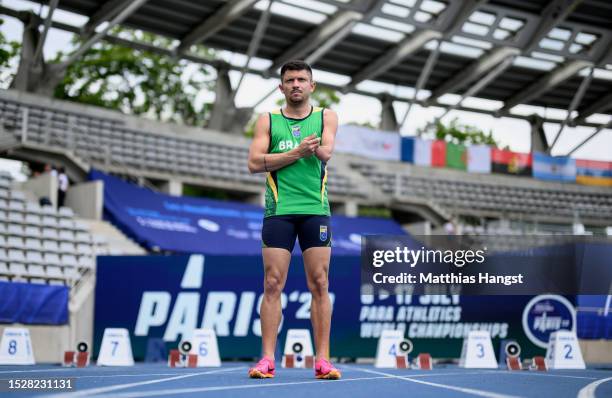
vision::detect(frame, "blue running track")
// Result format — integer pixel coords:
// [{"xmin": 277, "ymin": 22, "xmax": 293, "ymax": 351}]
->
[{"xmin": 0, "ymin": 363, "xmax": 611, "ymax": 398}]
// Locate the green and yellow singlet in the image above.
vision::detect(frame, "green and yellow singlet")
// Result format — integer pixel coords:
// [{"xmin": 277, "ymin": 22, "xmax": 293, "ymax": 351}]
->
[{"xmin": 264, "ymin": 106, "xmax": 330, "ymax": 218}]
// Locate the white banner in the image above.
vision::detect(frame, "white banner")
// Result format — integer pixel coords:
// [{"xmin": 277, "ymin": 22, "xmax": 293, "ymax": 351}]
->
[
  {"xmin": 413, "ymin": 138, "xmax": 432, "ymax": 166},
  {"xmin": 335, "ymin": 125, "xmax": 401, "ymax": 161},
  {"xmin": 467, "ymin": 145, "xmax": 492, "ymax": 173}
]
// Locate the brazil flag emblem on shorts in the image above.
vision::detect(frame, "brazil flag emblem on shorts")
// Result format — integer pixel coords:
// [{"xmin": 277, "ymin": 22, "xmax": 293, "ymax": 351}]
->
[{"xmin": 319, "ymin": 225, "xmax": 328, "ymax": 241}]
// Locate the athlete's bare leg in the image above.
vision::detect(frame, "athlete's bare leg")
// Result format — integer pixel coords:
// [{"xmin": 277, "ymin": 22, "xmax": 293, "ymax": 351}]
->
[
  {"xmin": 302, "ymin": 247, "xmax": 332, "ymax": 360},
  {"xmin": 261, "ymin": 248, "xmax": 291, "ymax": 360}
]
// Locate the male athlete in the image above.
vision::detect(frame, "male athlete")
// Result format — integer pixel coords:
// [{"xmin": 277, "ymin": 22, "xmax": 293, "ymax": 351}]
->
[{"xmin": 247, "ymin": 60, "xmax": 340, "ymax": 380}]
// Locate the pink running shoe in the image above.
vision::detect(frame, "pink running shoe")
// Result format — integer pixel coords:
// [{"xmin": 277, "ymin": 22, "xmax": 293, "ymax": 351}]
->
[
  {"xmin": 248, "ymin": 356, "xmax": 275, "ymax": 379},
  {"xmin": 315, "ymin": 358, "xmax": 341, "ymax": 380}
]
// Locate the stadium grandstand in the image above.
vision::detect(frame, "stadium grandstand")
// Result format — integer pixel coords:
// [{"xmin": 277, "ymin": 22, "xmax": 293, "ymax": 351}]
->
[{"xmin": 0, "ymin": 1, "xmax": 611, "ymax": 396}]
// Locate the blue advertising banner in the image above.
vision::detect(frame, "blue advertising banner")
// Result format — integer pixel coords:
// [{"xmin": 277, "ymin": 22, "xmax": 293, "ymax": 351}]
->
[
  {"xmin": 94, "ymin": 255, "xmax": 582, "ymax": 361},
  {"xmin": 89, "ymin": 169, "xmax": 406, "ymax": 255},
  {"xmin": 0, "ymin": 281, "xmax": 68, "ymax": 325}
]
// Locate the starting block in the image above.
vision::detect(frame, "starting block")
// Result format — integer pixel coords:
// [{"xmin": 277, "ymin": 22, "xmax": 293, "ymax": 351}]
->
[
  {"xmin": 395, "ymin": 356, "xmax": 408, "ymax": 369},
  {"xmin": 413, "ymin": 353, "xmax": 433, "ymax": 370},
  {"xmin": 394, "ymin": 339, "xmax": 413, "ymax": 369},
  {"xmin": 63, "ymin": 351, "xmax": 75, "ymax": 367},
  {"xmin": 500, "ymin": 341, "xmax": 521, "ymax": 371},
  {"xmin": 530, "ymin": 356, "xmax": 547, "ymax": 371},
  {"xmin": 63, "ymin": 341, "xmax": 90, "ymax": 368},
  {"xmin": 506, "ymin": 357, "xmax": 522, "ymax": 371},
  {"xmin": 167, "ymin": 341, "xmax": 198, "ymax": 368},
  {"xmin": 282, "ymin": 354, "xmax": 315, "ymax": 369}
]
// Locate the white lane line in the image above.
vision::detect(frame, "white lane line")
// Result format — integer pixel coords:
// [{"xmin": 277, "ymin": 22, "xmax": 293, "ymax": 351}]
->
[
  {"xmin": 395, "ymin": 371, "xmax": 506, "ymax": 378},
  {"xmin": 0, "ymin": 368, "xmax": 78, "ymax": 374},
  {"xmin": 503, "ymin": 372, "xmax": 597, "ymax": 380},
  {"xmin": 348, "ymin": 368, "xmax": 597, "ymax": 381},
  {"xmin": 69, "ymin": 372, "xmax": 206, "ymax": 379},
  {"xmin": 91, "ymin": 376, "xmax": 394, "ymax": 398},
  {"xmin": 347, "ymin": 366, "xmax": 521, "ymax": 398},
  {"xmin": 577, "ymin": 376, "xmax": 612, "ymax": 398},
  {"xmin": 0, "ymin": 371, "xmax": 202, "ymax": 379},
  {"xmin": 42, "ymin": 366, "xmax": 245, "ymax": 398}
]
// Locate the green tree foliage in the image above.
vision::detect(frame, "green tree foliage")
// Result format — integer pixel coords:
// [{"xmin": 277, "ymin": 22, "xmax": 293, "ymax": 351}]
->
[
  {"xmin": 0, "ymin": 19, "xmax": 21, "ymax": 87},
  {"xmin": 54, "ymin": 28, "xmax": 215, "ymax": 126},
  {"xmin": 417, "ymin": 117, "xmax": 501, "ymax": 147},
  {"xmin": 309, "ymin": 87, "xmax": 340, "ymax": 110}
]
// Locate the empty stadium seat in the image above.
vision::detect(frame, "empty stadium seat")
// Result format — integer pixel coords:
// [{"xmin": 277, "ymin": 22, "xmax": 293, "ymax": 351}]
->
[
  {"xmin": 58, "ymin": 230, "xmax": 75, "ymax": 242},
  {"xmin": 42, "ymin": 228, "xmax": 59, "ymax": 240},
  {"xmin": 63, "ymin": 267, "xmax": 79, "ymax": 280},
  {"xmin": 58, "ymin": 207, "xmax": 74, "ymax": 218},
  {"xmin": 62, "ymin": 255, "xmax": 78, "ymax": 268},
  {"xmin": 9, "ymin": 263, "xmax": 27, "ymax": 276},
  {"xmin": 78, "ymin": 256, "xmax": 94, "ymax": 269},
  {"xmin": 42, "ymin": 240, "xmax": 59, "ymax": 253},
  {"xmin": 43, "ymin": 253, "xmax": 61, "ymax": 267},
  {"xmin": 6, "ymin": 236, "xmax": 23, "ymax": 249},
  {"xmin": 26, "ymin": 251, "xmax": 43, "ymax": 265},
  {"xmin": 8, "ymin": 249, "xmax": 26, "ymax": 263},
  {"xmin": 25, "ymin": 237, "xmax": 43, "ymax": 252}
]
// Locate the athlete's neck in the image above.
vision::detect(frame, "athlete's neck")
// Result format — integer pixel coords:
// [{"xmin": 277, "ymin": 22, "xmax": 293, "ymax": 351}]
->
[{"xmin": 282, "ymin": 103, "xmax": 312, "ymax": 119}]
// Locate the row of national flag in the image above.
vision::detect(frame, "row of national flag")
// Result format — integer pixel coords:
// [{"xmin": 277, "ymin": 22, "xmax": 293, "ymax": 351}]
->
[{"xmin": 401, "ymin": 137, "xmax": 612, "ymax": 186}]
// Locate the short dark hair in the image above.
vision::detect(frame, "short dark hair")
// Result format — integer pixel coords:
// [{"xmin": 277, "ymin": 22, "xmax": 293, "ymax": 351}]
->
[{"xmin": 280, "ymin": 60, "xmax": 312, "ymax": 81}]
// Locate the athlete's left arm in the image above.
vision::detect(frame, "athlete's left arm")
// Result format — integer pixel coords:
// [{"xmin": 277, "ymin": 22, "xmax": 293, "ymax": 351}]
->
[{"xmin": 315, "ymin": 109, "xmax": 338, "ymax": 163}]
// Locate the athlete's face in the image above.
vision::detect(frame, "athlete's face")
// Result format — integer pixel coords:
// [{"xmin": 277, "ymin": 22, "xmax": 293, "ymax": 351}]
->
[{"xmin": 280, "ymin": 69, "xmax": 315, "ymax": 105}]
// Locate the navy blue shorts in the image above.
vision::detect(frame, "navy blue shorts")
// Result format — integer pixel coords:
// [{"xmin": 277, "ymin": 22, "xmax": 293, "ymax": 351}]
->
[{"xmin": 261, "ymin": 215, "xmax": 331, "ymax": 252}]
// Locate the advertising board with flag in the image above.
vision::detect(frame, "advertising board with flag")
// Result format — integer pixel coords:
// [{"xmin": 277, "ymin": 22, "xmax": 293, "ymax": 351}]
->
[
  {"xmin": 491, "ymin": 148, "xmax": 532, "ymax": 176},
  {"xmin": 532, "ymin": 152, "xmax": 577, "ymax": 183},
  {"xmin": 334, "ymin": 125, "xmax": 401, "ymax": 161},
  {"xmin": 576, "ymin": 159, "xmax": 612, "ymax": 187},
  {"xmin": 445, "ymin": 142, "xmax": 467, "ymax": 170},
  {"xmin": 400, "ymin": 136, "xmax": 414, "ymax": 163},
  {"xmin": 413, "ymin": 139, "xmax": 446, "ymax": 167},
  {"xmin": 413, "ymin": 138, "xmax": 432, "ymax": 166},
  {"xmin": 467, "ymin": 144, "xmax": 492, "ymax": 173},
  {"xmin": 431, "ymin": 140, "xmax": 446, "ymax": 167}
]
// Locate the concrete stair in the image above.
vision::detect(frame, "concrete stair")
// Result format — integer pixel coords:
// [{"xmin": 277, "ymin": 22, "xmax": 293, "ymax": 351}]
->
[{"xmin": 78, "ymin": 219, "xmax": 146, "ymax": 255}]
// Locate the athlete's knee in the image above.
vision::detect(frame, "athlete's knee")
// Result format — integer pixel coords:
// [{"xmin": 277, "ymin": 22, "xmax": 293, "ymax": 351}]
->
[
  {"xmin": 307, "ymin": 271, "xmax": 329, "ymax": 297},
  {"xmin": 264, "ymin": 273, "xmax": 284, "ymax": 297}
]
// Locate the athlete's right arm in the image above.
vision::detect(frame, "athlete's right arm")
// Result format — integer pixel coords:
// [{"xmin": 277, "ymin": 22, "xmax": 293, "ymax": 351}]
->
[{"xmin": 248, "ymin": 114, "xmax": 320, "ymax": 174}]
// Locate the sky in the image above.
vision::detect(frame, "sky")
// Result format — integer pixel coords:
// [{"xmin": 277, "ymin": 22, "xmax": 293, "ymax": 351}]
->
[{"xmin": 0, "ymin": 0, "xmax": 611, "ymax": 182}]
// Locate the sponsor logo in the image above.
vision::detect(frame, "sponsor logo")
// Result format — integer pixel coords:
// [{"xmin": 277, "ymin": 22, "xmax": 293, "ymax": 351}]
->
[
  {"xmin": 198, "ymin": 219, "xmax": 220, "ymax": 232},
  {"xmin": 522, "ymin": 295, "xmax": 575, "ymax": 348}
]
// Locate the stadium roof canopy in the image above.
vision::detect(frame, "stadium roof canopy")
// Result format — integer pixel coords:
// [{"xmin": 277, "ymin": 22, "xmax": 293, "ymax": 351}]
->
[{"xmin": 4, "ymin": 0, "xmax": 612, "ymax": 152}]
